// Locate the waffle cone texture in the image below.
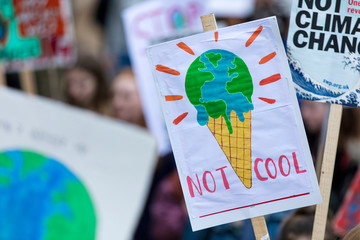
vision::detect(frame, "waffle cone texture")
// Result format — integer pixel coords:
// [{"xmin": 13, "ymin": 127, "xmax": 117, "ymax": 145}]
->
[{"xmin": 207, "ymin": 111, "xmax": 252, "ymax": 188}]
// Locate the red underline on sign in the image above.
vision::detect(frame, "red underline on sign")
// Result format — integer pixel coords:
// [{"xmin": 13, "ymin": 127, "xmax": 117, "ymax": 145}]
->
[{"xmin": 199, "ymin": 192, "xmax": 310, "ymax": 218}]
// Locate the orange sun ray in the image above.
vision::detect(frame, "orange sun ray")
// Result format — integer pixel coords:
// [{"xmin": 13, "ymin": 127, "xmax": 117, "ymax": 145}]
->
[
  {"xmin": 177, "ymin": 42, "xmax": 195, "ymax": 55},
  {"xmin": 245, "ymin": 26, "xmax": 263, "ymax": 47},
  {"xmin": 259, "ymin": 52, "xmax": 277, "ymax": 64},
  {"xmin": 156, "ymin": 65, "xmax": 180, "ymax": 75},
  {"xmin": 173, "ymin": 112, "xmax": 188, "ymax": 125},
  {"xmin": 215, "ymin": 31, "xmax": 219, "ymax": 42},
  {"xmin": 259, "ymin": 73, "xmax": 282, "ymax": 86},
  {"xmin": 165, "ymin": 95, "xmax": 183, "ymax": 101},
  {"xmin": 258, "ymin": 97, "xmax": 276, "ymax": 104}
]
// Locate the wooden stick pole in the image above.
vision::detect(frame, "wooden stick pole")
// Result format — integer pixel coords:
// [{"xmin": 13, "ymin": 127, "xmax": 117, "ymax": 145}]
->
[
  {"xmin": 45, "ymin": 37, "xmax": 60, "ymax": 100},
  {"xmin": 20, "ymin": 68, "xmax": 37, "ymax": 95},
  {"xmin": 200, "ymin": 14, "xmax": 218, "ymax": 32},
  {"xmin": 0, "ymin": 64, "xmax": 6, "ymax": 86},
  {"xmin": 200, "ymin": 13, "xmax": 270, "ymax": 240},
  {"xmin": 312, "ymin": 104, "xmax": 342, "ymax": 240},
  {"xmin": 251, "ymin": 217, "xmax": 270, "ymax": 240},
  {"xmin": 315, "ymin": 103, "xmax": 331, "ymax": 180}
]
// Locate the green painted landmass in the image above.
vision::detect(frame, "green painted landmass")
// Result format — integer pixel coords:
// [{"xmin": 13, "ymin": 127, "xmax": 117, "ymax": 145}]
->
[
  {"xmin": 185, "ymin": 49, "xmax": 254, "ymax": 133},
  {"xmin": 0, "ymin": 152, "xmax": 13, "ymax": 168},
  {"xmin": 227, "ymin": 57, "xmax": 253, "ymax": 103},
  {"xmin": 46, "ymin": 182, "xmax": 96, "ymax": 240},
  {"xmin": 0, "ymin": 152, "xmax": 13, "ymax": 186},
  {"xmin": 205, "ymin": 52, "xmax": 221, "ymax": 67},
  {"xmin": 21, "ymin": 151, "xmax": 47, "ymax": 178}
]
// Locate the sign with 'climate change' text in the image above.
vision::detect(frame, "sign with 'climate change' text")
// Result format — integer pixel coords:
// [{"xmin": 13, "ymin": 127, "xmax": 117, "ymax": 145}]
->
[{"xmin": 287, "ymin": 0, "xmax": 360, "ymax": 106}]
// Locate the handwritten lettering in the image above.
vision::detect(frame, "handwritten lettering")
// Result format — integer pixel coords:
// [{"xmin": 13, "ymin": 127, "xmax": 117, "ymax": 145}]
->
[
  {"xmin": 187, "ymin": 166, "xmax": 230, "ymax": 198},
  {"xmin": 254, "ymin": 152, "xmax": 307, "ymax": 181}
]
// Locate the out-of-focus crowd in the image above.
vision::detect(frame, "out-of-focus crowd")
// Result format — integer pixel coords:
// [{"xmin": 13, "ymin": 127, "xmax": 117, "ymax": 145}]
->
[{"xmin": 5, "ymin": 0, "xmax": 360, "ymax": 239}]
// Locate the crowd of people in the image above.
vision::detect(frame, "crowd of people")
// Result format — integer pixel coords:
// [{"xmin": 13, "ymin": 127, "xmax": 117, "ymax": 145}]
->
[{"xmin": 4, "ymin": 0, "xmax": 360, "ymax": 239}]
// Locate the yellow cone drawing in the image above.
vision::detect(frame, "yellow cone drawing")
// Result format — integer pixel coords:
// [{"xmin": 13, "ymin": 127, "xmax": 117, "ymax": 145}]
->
[
  {"xmin": 207, "ymin": 111, "xmax": 252, "ymax": 188},
  {"xmin": 185, "ymin": 49, "xmax": 254, "ymax": 189}
]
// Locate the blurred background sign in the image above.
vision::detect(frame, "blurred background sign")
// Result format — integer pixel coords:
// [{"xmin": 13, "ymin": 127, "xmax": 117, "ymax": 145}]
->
[
  {"xmin": 0, "ymin": 0, "xmax": 76, "ymax": 71},
  {"xmin": 122, "ymin": 0, "xmax": 206, "ymax": 156},
  {"xmin": 208, "ymin": 0, "xmax": 255, "ymax": 18},
  {"xmin": 0, "ymin": 87, "xmax": 157, "ymax": 240}
]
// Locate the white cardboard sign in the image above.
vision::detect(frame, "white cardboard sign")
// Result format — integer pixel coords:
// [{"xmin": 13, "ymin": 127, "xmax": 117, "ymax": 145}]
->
[
  {"xmin": 0, "ymin": 88, "xmax": 157, "ymax": 239},
  {"xmin": 148, "ymin": 17, "xmax": 321, "ymax": 231}
]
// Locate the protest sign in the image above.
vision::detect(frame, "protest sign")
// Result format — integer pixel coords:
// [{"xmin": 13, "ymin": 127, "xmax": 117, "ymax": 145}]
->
[
  {"xmin": 287, "ymin": 0, "xmax": 360, "ymax": 106},
  {"xmin": 122, "ymin": 0, "xmax": 206, "ymax": 156},
  {"xmin": 0, "ymin": 0, "xmax": 76, "ymax": 71},
  {"xmin": 287, "ymin": 1, "xmax": 360, "ymax": 238},
  {"xmin": 0, "ymin": 88, "xmax": 157, "ymax": 239},
  {"xmin": 333, "ymin": 168, "xmax": 360, "ymax": 237},
  {"xmin": 148, "ymin": 16, "xmax": 321, "ymax": 231}
]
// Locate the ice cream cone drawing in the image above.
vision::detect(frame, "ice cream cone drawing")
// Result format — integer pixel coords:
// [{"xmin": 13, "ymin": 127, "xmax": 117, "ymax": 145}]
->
[
  {"xmin": 185, "ymin": 49, "xmax": 254, "ymax": 188},
  {"xmin": 153, "ymin": 25, "xmax": 282, "ymax": 189},
  {"xmin": 149, "ymin": 18, "xmax": 322, "ymax": 230}
]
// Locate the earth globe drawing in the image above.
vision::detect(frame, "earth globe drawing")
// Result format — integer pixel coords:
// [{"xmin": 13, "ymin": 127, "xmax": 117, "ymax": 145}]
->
[
  {"xmin": 0, "ymin": 149, "xmax": 96, "ymax": 240},
  {"xmin": 185, "ymin": 49, "xmax": 254, "ymax": 188}
]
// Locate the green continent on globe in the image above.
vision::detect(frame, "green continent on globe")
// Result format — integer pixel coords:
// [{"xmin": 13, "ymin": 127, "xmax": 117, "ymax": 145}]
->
[
  {"xmin": 0, "ymin": 150, "xmax": 96, "ymax": 240},
  {"xmin": 185, "ymin": 49, "xmax": 254, "ymax": 134}
]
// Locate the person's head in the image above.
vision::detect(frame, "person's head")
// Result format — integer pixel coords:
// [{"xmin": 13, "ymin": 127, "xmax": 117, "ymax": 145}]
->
[
  {"xmin": 343, "ymin": 224, "xmax": 360, "ymax": 240},
  {"xmin": 64, "ymin": 55, "xmax": 109, "ymax": 114},
  {"xmin": 339, "ymin": 108, "xmax": 360, "ymax": 153},
  {"xmin": 111, "ymin": 67, "xmax": 145, "ymax": 126},
  {"xmin": 300, "ymin": 100, "xmax": 328, "ymax": 135},
  {"xmin": 280, "ymin": 207, "xmax": 334, "ymax": 240}
]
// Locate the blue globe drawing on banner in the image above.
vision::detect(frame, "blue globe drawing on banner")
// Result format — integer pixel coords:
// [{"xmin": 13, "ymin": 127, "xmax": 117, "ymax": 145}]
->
[{"xmin": 0, "ymin": 149, "xmax": 96, "ymax": 240}]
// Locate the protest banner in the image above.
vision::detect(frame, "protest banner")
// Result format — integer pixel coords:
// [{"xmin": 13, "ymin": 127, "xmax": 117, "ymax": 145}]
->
[
  {"xmin": 148, "ymin": 16, "xmax": 321, "ymax": 231},
  {"xmin": 122, "ymin": 0, "xmax": 206, "ymax": 156},
  {"xmin": 333, "ymin": 168, "xmax": 360, "ymax": 237},
  {"xmin": 0, "ymin": 87, "xmax": 157, "ymax": 239},
  {"xmin": 287, "ymin": 1, "xmax": 360, "ymax": 238},
  {"xmin": 20, "ymin": 67, "xmax": 37, "ymax": 94},
  {"xmin": 287, "ymin": 0, "xmax": 360, "ymax": 105},
  {"xmin": 0, "ymin": 0, "xmax": 76, "ymax": 71}
]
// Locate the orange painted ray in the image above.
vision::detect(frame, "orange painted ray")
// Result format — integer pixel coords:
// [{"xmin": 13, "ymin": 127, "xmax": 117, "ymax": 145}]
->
[
  {"xmin": 258, "ymin": 97, "xmax": 276, "ymax": 104},
  {"xmin": 215, "ymin": 31, "xmax": 219, "ymax": 42},
  {"xmin": 156, "ymin": 65, "xmax": 180, "ymax": 75},
  {"xmin": 165, "ymin": 95, "xmax": 183, "ymax": 101},
  {"xmin": 245, "ymin": 26, "xmax": 263, "ymax": 47},
  {"xmin": 177, "ymin": 42, "xmax": 195, "ymax": 55},
  {"xmin": 259, "ymin": 73, "xmax": 281, "ymax": 86},
  {"xmin": 173, "ymin": 112, "xmax": 188, "ymax": 125},
  {"xmin": 259, "ymin": 52, "xmax": 277, "ymax": 64}
]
